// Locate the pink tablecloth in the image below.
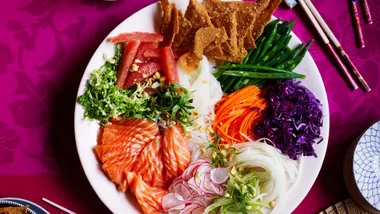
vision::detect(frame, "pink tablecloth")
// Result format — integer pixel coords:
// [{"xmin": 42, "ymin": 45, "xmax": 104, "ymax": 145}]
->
[{"xmin": 1, "ymin": 0, "xmax": 380, "ymax": 213}]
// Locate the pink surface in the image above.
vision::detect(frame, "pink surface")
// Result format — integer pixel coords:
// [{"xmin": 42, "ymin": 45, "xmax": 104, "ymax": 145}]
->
[{"xmin": 0, "ymin": 0, "xmax": 380, "ymax": 213}]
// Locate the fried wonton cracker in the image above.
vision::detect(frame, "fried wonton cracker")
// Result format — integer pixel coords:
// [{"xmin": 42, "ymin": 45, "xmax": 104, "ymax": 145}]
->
[
  {"xmin": 160, "ymin": 0, "xmax": 180, "ymax": 46},
  {"xmin": 252, "ymin": 0, "xmax": 282, "ymax": 40},
  {"xmin": 172, "ymin": 11, "xmax": 192, "ymax": 48},
  {"xmin": 181, "ymin": 0, "xmax": 214, "ymax": 50},
  {"xmin": 211, "ymin": 12, "xmax": 238, "ymax": 55},
  {"xmin": 203, "ymin": 0, "xmax": 257, "ymax": 60},
  {"xmin": 203, "ymin": 0, "xmax": 256, "ymax": 17},
  {"xmin": 179, "ymin": 27, "xmax": 225, "ymax": 72}
]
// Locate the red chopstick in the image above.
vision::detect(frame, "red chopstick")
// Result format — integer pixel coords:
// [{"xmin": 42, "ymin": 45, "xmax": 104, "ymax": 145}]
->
[
  {"xmin": 360, "ymin": 0, "xmax": 373, "ymax": 24},
  {"xmin": 301, "ymin": 0, "xmax": 371, "ymax": 92},
  {"xmin": 350, "ymin": 0, "xmax": 365, "ymax": 48}
]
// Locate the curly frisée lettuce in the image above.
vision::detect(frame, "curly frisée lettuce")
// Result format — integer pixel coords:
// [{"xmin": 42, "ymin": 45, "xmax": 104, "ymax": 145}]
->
[
  {"xmin": 78, "ymin": 45, "xmax": 151, "ymax": 124},
  {"xmin": 78, "ymin": 45, "xmax": 194, "ymax": 126}
]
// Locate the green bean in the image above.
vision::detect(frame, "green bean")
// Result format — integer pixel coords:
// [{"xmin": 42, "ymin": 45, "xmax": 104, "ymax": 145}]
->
[
  {"xmin": 217, "ymin": 75, "xmax": 228, "ymax": 85},
  {"xmin": 278, "ymin": 20, "xmax": 295, "ymax": 35},
  {"xmin": 263, "ymin": 19, "xmax": 281, "ymax": 35},
  {"xmin": 235, "ymin": 78, "xmax": 263, "ymax": 91},
  {"xmin": 247, "ymin": 37, "xmax": 266, "ymax": 65},
  {"xmin": 258, "ymin": 24, "xmax": 278, "ymax": 61},
  {"xmin": 253, "ymin": 79, "xmax": 267, "ymax": 88},
  {"xmin": 216, "ymin": 64, "xmax": 296, "ymax": 74},
  {"xmin": 283, "ymin": 40, "xmax": 314, "ymax": 70},
  {"xmin": 232, "ymin": 78, "xmax": 250, "ymax": 91},
  {"xmin": 222, "ymin": 76, "xmax": 238, "ymax": 93},
  {"xmin": 213, "ymin": 62, "xmax": 232, "ymax": 79},
  {"xmin": 243, "ymin": 49, "xmax": 255, "ymax": 64},
  {"xmin": 273, "ymin": 45, "xmax": 303, "ymax": 68},
  {"xmin": 258, "ymin": 34, "xmax": 290, "ymax": 65},
  {"xmin": 223, "ymin": 70, "xmax": 305, "ymax": 79},
  {"xmin": 283, "ymin": 35, "xmax": 292, "ymax": 48},
  {"xmin": 276, "ymin": 22, "xmax": 288, "ymax": 35}
]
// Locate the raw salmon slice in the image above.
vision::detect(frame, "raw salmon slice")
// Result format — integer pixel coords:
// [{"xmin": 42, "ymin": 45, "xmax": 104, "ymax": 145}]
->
[
  {"xmin": 95, "ymin": 140, "xmax": 147, "ymax": 165},
  {"xmin": 96, "ymin": 118, "xmax": 159, "ymax": 192},
  {"xmin": 127, "ymin": 172, "xmax": 168, "ymax": 214},
  {"xmin": 103, "ymin": 159, "xmax": 137, "ymax": 192},
  {"xmin": 162, "ymin": 125, "xmax": 191, "ymax": 184},
  {"xmin": 133, "ymin": 136, "xmax": 166, "ymax": 188},
  {"xmin": 101, "ymin": 118, "xmax": 159, "ymax": 145}
]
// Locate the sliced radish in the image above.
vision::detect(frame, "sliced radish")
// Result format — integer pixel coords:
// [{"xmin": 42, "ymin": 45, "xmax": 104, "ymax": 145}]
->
[{"xmin": 210, "ymin": 168, "xmax": 229, "ymax": 184}]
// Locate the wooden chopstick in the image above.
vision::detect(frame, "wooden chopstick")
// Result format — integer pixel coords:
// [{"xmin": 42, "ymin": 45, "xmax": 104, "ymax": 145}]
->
[
  {"xmin": 350, "ymin": 0, "xmax": 365, "ymax": 48},
  {"xmin": 360, "ymin": 0, "xmax": 373, "ymax": 24},
  {"xmin": 301, "ymin": 0, "xmax": 371, "ymax": 92},
  {"xmin": 297, "ymin": 0, "xmax": 358, "ymax": 90}
]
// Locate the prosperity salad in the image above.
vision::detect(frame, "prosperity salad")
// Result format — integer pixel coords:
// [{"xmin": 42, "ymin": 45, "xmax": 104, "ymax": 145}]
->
[{"xmin": 77, "ymin": 0, "xmax": 323, "ymax": 213}]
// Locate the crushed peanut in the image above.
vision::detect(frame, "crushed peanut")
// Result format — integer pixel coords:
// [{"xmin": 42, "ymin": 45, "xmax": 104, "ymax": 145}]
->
[
  {"xmin": 130, "ymin": 63, "xmax": 139, "ymax": 72},
  {"xmin": 154, "ymin": 72, "xmax": 161, "ymax": 79}
]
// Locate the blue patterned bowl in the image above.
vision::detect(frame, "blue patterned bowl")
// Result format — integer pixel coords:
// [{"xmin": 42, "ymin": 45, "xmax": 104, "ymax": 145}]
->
[
  {"xmin": 344, "ymin": 121, "xmax": 380, "ymax": 213},
  {"xmin": 0, "ymin": 198, "xmax": 48, "ymax": 214}
]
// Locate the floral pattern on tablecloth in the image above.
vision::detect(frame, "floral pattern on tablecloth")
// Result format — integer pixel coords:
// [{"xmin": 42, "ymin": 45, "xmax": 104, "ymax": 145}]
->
[{"xmin": 0, "ymin": 0, "xmax": 379, "ymax": 213}]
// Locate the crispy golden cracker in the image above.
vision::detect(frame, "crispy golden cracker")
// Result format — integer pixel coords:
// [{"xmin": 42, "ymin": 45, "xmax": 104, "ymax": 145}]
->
[
  {"xmin": 185, "ymin": 0, "xmax": 214, "ymax": 30},
  {"xmin": 211, "ymin": 12, "xmax": 238, "ymax": 55},
  {"xmin": 179, "ymin": 27, "xmax": 224, "ymax": 72},
  {"xmin": 205, "ymin": 45, "xmax": 224, "ymax": 58},
  {"xmin": 181, "ymin": 0, "xmax": 214, "ymax": 50},
  {"xmin": 172, "ymin": 10, "xmax": 192, "ymax": 48},
  {"xmin": 204, "ymin": 27, "xmax": 228, "ymax": 53},
  {"xmin": 236, "ymin": 9, "xmax": 256, "ymax": 48},
  {"xmin": 203, "ymin": 0, "xmax": 256, "ymax": 17},
  {"xmin": 193, "ymin": 27, "xmax": 223, "ymax": 58},
  {"xmin": 244, "ymin": 24, "xmax": 256, "ymax": 50},
  {"xmin": 212, "ymin": 47, "xmax": 247, "ymax": 63},
  {"xmin": 160, "ymin": 0, "xmax": 173, "ymax": 34},
  {"xmin": 252, "ymin": 0, "xmax": 282, "ymax": 40},
  {"xmin": 173, "ymin": 0, "xmax": 281, "ymax": 67},
  {"xmin": 179, "ymin": 52, "xmax": 200, "ymax": 72},
  {"xmin": 0, "ymin": 205, "xmax": 28, "ymax": 214},
  {"xmin": 161, "ymin": 1, "xmax": 180, "ymax": 46},
  {"xmin": 203, "ymin": 0, "xmax": 257, "ymax": 61}
]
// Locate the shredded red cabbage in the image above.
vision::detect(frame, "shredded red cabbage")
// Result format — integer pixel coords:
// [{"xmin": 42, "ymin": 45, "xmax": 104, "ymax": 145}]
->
[{"xmin": 254, "ymin": 79, "xmax": 323, "ymax": 160}]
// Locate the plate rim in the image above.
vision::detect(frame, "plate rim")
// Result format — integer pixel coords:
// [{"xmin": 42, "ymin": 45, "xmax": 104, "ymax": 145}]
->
[{"xmin": 73, "ymin": 1, "xmax": 330, "ymax": 213}]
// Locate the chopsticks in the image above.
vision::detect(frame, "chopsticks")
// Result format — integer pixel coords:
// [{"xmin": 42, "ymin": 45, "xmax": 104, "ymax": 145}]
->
[
  {"xmin": 360, "ymin": 0, "xmax": 373, "ymax": 24},
  {"xmin": 42, "ymin": 197, "xmax": 76, "ymax": 214},
  {"xmin": 298, "ymin": 0, "xmax": 371, "ymax": 92},
  {"xmin": 350, "ymin": 0, "xmax": 365, "ymax": 48}
]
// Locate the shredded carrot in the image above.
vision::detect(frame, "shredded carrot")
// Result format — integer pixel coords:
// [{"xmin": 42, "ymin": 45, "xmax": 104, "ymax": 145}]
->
[{"xmin": 212, "ymin": 85, "xmax": 268, "ymax": 145}]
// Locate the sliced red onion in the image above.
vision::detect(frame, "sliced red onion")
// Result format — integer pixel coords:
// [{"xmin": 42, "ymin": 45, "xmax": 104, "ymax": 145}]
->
[
  {"xmin": 162, "ymin": 193, "xmax": 185, "ymax": 211},
  {"xmin": 162, "ymin": 160, "xmax": 228, "ymax": 214},
  {"xmin": 210, "ymin": 168, "xmax": 229, "ymax": 184},
  {"xmin": 182, "ymin": 160, "xmax": 209, "ymax": 180}
]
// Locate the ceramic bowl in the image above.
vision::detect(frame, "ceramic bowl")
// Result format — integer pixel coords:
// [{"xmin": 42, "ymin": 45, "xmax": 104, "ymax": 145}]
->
[
  {"xmin": 344, "ymin": 120, "xmax": 380, "ymax": 213},
  {"xmin": 0, "ymin": 198, "xmax": 48, "ymax": 214}
]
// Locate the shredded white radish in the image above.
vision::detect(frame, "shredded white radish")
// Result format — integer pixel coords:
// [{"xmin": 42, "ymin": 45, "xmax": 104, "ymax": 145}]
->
[
  {"xmin": 229, "ymin": 139, "xmax": 299, "ymax": 205},
  {"xmin": 177, "ymin": 56, "xmax": 223, "ymax": 162}
]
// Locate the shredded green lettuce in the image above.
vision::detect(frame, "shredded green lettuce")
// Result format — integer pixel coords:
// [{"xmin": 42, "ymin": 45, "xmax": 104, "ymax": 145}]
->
[{"xmin": 78, "ymin": 45, "xmax": 151, "ymax": 124}]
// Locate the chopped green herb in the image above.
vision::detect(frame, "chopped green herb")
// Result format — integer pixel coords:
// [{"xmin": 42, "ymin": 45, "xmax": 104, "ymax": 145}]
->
[{"xmin": 207, "ymin": 133, "xmax": 240, "ymax": 167}]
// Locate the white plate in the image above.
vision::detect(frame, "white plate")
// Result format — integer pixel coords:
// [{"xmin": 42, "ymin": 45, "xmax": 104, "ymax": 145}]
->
[{"xmin": 74, "ymin": 1, "xmax": 330, "ymax": 213}]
